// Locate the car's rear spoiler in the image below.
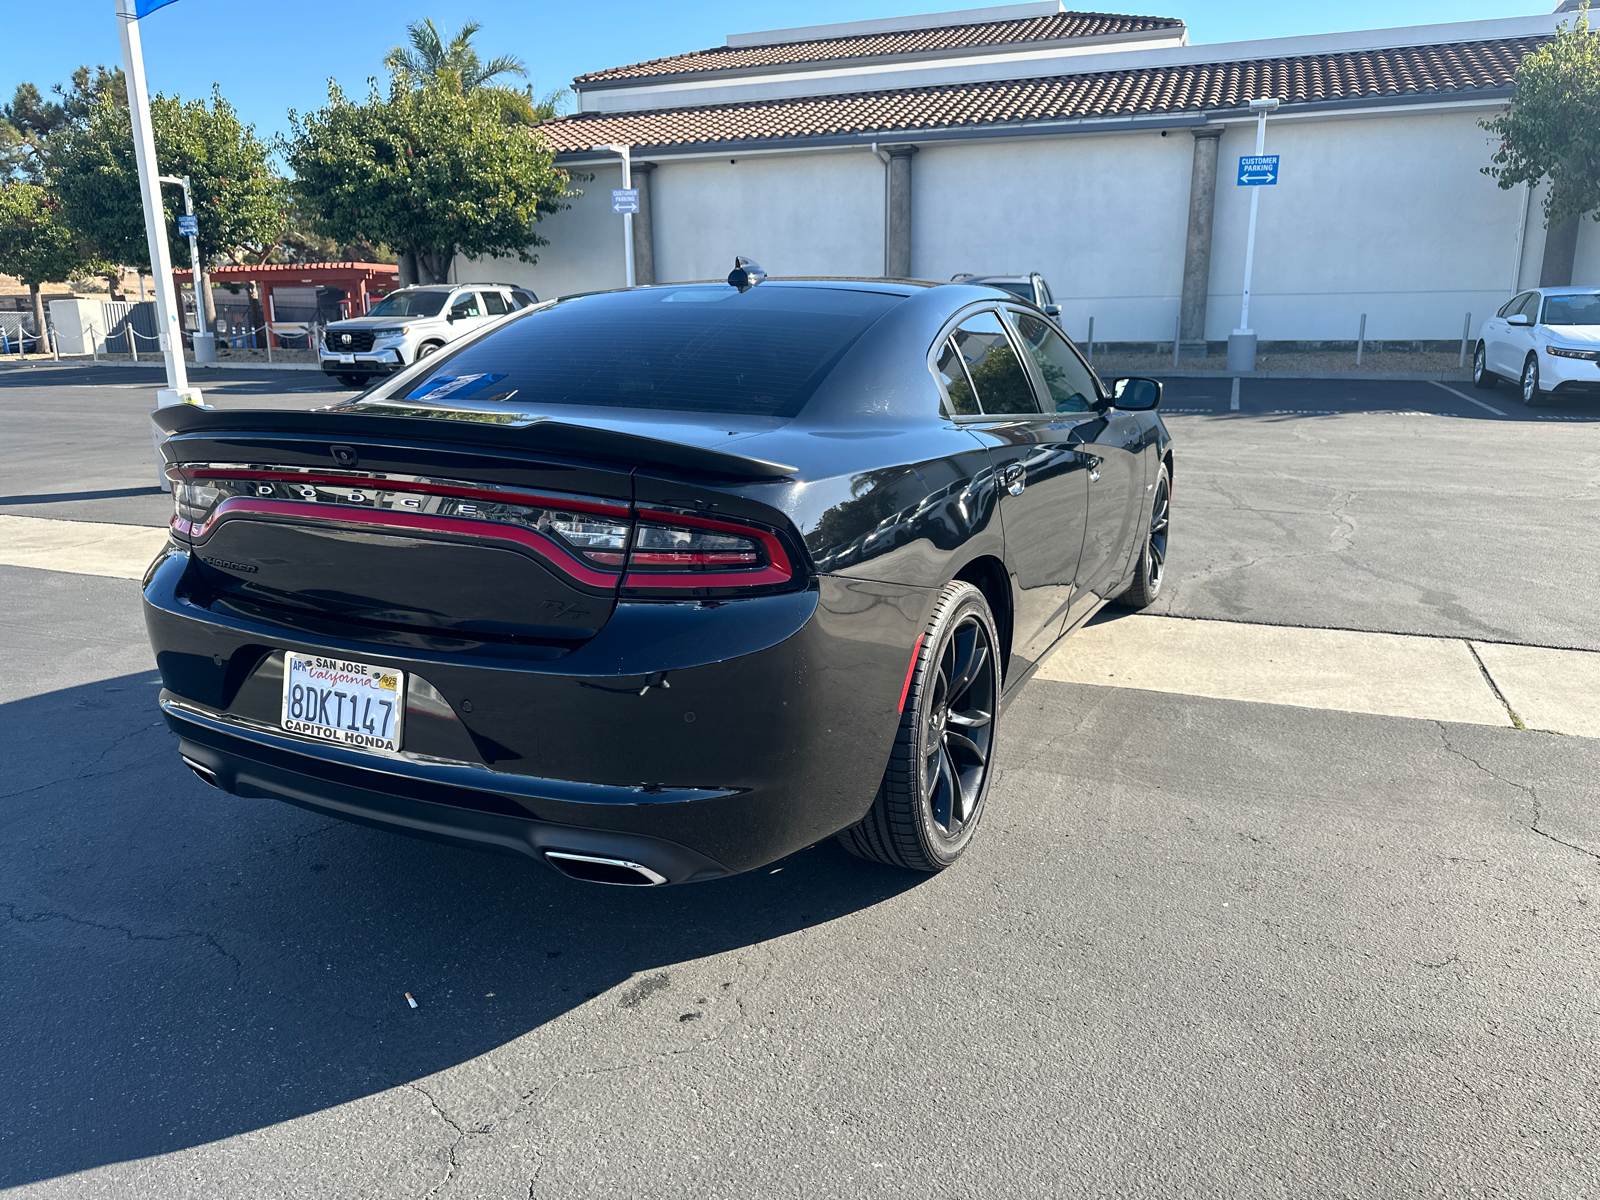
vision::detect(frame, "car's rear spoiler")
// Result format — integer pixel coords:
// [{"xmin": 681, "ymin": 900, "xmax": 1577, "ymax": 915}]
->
[{"xmin": 151, "ymin": 404, "xmax": 798, "ymax": 481}]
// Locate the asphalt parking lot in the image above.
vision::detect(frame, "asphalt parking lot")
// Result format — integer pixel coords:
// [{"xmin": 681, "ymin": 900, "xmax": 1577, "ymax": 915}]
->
[{"xmin": 2, "ymin": 362, "xmax": 1597, "ymax": 1197}]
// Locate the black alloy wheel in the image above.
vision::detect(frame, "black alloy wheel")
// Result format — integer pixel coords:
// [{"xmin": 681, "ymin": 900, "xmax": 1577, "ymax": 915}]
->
[
  {"xmin": 1521, "ymin": 355, "xmax": 1545, "ymax": 407},
  {"xmin": 1472, "ymin": 343, "xmax": 1497, "ymax": 389},
  {"xmin": 839, "ymin": 581, "xmax": 1000, "ymax": 872},
  {"xmin": 1116, "ymin": 461, "xmax": 1170, "ymax": 609}
]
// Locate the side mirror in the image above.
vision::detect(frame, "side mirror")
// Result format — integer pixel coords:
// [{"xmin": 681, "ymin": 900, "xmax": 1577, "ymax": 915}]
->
[
  {"xmin": 1507, "ymin": 313, "xmax": 1531, "ymax": 327},
  {"xmin": 1111, "ymin": 377, "xmax": 1162, "ymax": 411},
  {"xmin": 1044, "ymin": 304, "xmax": 1062, "ymax": 318}
]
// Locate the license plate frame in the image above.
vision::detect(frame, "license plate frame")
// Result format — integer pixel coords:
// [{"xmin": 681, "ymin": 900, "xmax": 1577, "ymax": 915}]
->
[
  {"xmin": 338, "ymin": 353, "xmax": 355, "ymax": 364},
  {"xmin": 281, "ymin": 653, "xmax": 405, "ymax": 753}
]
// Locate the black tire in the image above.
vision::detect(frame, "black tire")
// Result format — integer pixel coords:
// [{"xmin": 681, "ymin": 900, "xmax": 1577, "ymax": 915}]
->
[
  {"xmin": 838, "ymin": 581, "xmax": 1000, "ymax": 873},
  {"xmin": 1472, "ymin": 343, "xmax": 1497, "ymax": 389},
  {"xmin": 336, "ymin": 374, "xmax": 367, "ymax": 388},
  {"xmin": 418, "ymin": 342, "xmax": 444, "ymax": 359},
  {"xmin": 1520, "ymin": 354, "xmax": 1546, "ymax": 407},
  {"xmin": 1116, "ymin": 460, "xmax": 1170, "ymax": 609}
]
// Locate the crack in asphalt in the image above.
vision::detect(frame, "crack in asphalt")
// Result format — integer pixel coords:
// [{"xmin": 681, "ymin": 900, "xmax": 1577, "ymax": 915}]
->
[
  {"xmin": 1432, "ymin": 723, "xmax": 1600, "ymax": 863},
  {"xmin": 0, "ymin": 722, "xmax": 165, "ymax": 801},
  {"xmin": 407, "ymin": 1081, "xmax": 489, "ymax": 1200},
  {"xmin": 0, "ymin": 901, "xmax": 245, "ymax": 980}
]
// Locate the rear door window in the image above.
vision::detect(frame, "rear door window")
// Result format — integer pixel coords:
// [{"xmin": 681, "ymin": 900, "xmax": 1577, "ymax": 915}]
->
[
  {"xmin": 1007, "ymin": 311, "xmax": 1098, "ymax": 413},
  {"xmin": 482, "ymin": 291, "xmax": 509, "ymax": 316},
  {"xmin": 510, "ymin": 289, "xmax": 536, "ymax": 309},
  {"xmin": 948, "ymin": 310, "xmax": 1039, "ymax": 416}
]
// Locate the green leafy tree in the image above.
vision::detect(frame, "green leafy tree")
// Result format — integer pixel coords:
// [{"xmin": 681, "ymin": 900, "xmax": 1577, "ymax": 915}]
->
[
  {"xmin": 1483, "ymin": 7, "xmax": 1600, "ymax": 228},
  {"xmin": 287, "ymin": 76, "xmax": 570, "ymax": 284},
  {"xmin": 1, "ymin": 66, "xmax": 126, "ymax": 183},
  {"xmin": 51, "ymin": 86, "xmax": 288, "ymax": 316},
  {"xmin": 0, "ymin": 182, "xmax": 99, "ymax": 351}
]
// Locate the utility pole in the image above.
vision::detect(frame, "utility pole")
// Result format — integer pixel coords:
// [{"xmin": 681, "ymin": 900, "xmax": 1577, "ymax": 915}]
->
[
  {"xmin": 592, "ymin": 143, "xmax": 635, "ymax": 288},
  {"xmin": 115, "ymin": 0, "xmax": 203, "ymax": 489},
  {"xmin": 1228, "ymin": 96, "xmax": 1279, "ymax": 373},
  {"xmin": 158, "ymin": 174, "xmax": 215, "ymax": 363}
]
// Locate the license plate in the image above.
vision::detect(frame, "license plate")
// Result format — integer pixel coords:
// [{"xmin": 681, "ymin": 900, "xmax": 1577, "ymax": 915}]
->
[
  {"xmin": 338, "ymin": 353, "xmax": 354, "ymax": 364},
  {"xmin": 281, "ymin": 653, "xmax": 404, "ymax": 752}
]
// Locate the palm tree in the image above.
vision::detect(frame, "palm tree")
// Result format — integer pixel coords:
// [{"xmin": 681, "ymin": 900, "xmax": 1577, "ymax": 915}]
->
[{"xmin": 384, "ymin": 19, "xmax": 526, "ymax": 93}]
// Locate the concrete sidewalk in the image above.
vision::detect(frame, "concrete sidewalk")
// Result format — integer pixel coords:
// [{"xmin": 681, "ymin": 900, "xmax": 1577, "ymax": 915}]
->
[{"xmin": 4, "ymin": 513, "xmax": 1596, "ymax": 741}]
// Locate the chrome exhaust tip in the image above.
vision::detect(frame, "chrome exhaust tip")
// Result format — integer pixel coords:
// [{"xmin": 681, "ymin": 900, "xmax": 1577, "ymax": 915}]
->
[
  {"xmin": 180, "ymin": 755, "xmax": 220, "ymax": 788},
  {"xmin": 543, "ymin": 850, "xmax": 668, "ymax": 887}
]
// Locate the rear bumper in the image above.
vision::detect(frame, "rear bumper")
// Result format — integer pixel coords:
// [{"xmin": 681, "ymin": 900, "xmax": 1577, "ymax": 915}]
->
[
  {"xmin": 142, "ymin": 549, "xmax": 931, "ymax": 879},
  {"xmin": 167, "ymin": 700, "xmax": 734, "ymax": 883}
]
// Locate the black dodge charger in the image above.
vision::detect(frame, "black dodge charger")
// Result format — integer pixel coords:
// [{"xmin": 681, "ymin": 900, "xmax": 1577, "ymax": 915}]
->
[{"xmin": 144, "ymin": 273, "xmax": 1172, "ymax": 886}]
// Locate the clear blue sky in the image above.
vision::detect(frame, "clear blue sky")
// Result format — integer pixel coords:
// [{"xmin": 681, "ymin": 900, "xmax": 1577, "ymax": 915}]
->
[{"xmin": 4, "ymin": 0, "xmax": 1554, "ymax": 145}]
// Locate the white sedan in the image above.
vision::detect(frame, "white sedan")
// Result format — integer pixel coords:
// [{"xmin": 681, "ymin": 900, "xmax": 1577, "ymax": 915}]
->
[{"xmin": 1474, "ymin": 287, "xmax": 1600, "ymax": 405}]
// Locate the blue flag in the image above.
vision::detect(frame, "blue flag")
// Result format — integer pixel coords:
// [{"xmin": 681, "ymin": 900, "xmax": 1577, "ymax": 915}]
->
[{"xmin": 134, "ymin": 0, "xmax": 180, "ymax": 16}]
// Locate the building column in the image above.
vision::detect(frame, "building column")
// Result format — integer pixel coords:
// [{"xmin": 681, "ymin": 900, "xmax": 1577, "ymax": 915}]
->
[
  {"xmin": 886, "ymin": 145, "xmax": 918, "ymax": 279},
  {"xmin": 1178, "ymin": 125, "xmax": 1223, "ymax": 357},
  {"xmin": 632, "ymin": 161, "xmax": 657, "ymax": 286},
  {"xmin": 1539, "ymin": 212, "xmax": 1581, "ymax": 287}
]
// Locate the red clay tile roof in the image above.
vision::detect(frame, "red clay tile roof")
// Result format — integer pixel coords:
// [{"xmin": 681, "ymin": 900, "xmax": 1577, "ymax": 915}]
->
[
  {"xmin": 574, "ymin": 10, "xmax": 1184, "ymax": 86},
  {"xmin": 544, "ymin": 37, "xmax": 1538, "ymax": 153}
]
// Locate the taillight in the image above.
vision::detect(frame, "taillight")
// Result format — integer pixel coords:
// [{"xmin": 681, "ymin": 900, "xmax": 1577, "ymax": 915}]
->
[
  {"xmin": 621, "ymin": 511, "xmax": 797, "ymax": 596},
  {"xmin": 543, "ymin": 514, "xmax": 630, "ymax": 567}
]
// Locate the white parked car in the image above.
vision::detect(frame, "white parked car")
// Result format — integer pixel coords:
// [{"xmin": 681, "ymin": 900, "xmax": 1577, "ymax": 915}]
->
[
  {"xmin": 320, "ymin": 283, "xmax": 538, "ymax": 388},
  {"xmin": 1474, "ymin": 286, "xmax": 1600, "ymax": 405}
]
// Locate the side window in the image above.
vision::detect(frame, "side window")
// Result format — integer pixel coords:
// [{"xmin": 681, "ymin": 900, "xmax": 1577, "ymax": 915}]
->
[
  {"xmin": 482, "ymin": 290, "xmax": 509, "ymax": 316},
  {"xmin": 935, "ymin": 338, "xmax": 981, "ymax": 416},
  {"xmin": 510, "ymin": 289, "xmax": 536, "ymax": 309},
  {"xmin": 1008, "ymin": 311, "xmax": 1098, "ymax": 413},
  {"xmin": 1516, "ymin": 292, "xmax": 1541, "ymax": 320},
  {"xmin": 450, "ymin": 292, "xmax": 482, "ymax": 320},
  {"xmin": 948, "ymin": 310, "xmax": 1039, "ymax": 416},
  {"xmin": 1496, "ymin": 294, "xmax": 1526, "ymax": 319}
]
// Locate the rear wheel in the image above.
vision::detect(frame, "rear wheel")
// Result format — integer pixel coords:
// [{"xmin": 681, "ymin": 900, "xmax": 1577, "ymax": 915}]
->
[
  {"xmin": 839, "ymin": 581, "xmax": 999, "ymax": 873},
  {"xmin": 1520, "ymin": 355, "xmax": 1546, "ymax": 407},
  {"xmin": 1472, "ymin": 343, "xmax": 1497, "ymax": 389},
  {"xmin": 1116, "ymin": 461, "xmax": 1170, "ymax": 609}
]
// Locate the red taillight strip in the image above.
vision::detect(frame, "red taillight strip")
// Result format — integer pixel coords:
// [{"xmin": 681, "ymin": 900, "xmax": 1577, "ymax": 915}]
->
[
  {"xmin": 897, "ymin": 634, "xmax": 925, "ymax": 713},
  {"xmin": 194, "ymin": 498, "xmax": 622, "ymax": 588},
  {"xmin": 622, "ymin": 510, "xmax": 795, "ymax": 590},
  {"xmin": 167, "ymin": 467, "xmax": 630, "ymax": 519}
]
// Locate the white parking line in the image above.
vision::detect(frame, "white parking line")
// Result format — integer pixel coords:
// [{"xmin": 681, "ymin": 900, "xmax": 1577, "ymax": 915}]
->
[
  {"xmin": 0, "ymin": 514, "xmax": 168, "ymax": 579},
  {"xmin": 1430, "ymin": 380, "xmax": 1507, "ymax": 417}
]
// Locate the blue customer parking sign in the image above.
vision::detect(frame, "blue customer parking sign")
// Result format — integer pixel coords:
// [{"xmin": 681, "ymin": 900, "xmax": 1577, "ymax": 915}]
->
[
  {"xmin": 177, "ymin": 214, "xmax": 198, "ymax": 237},
  {"xmin": 1238, "ymin": 155, "xmax": 1280, "ymax": 186}
]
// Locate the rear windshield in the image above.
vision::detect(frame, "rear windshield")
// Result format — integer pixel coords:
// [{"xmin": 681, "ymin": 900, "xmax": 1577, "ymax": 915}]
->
[
  {"xmin": 988, "ymin": 282, "xmax": 1034, "ymax": 301},
  {"xmin": 402, "ymin": 284, "xmax": 903, "ymax": 417},
  {"xmin": 367, "ymin": 290, "xmax": 447, "ymax": 318},
  {"xmin": 1542, "ymin": 294, "xmax": 1600, "ymax": 326}
]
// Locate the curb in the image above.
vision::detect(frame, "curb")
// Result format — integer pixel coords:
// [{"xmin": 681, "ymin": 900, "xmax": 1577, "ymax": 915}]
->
[
  {"xmin": 1098, "ymin": 368, "xmax": 1476, "ymax": 382},
  {"xmin": 0, "ymin": 358, "xmax": 324, "ymax": 374}
]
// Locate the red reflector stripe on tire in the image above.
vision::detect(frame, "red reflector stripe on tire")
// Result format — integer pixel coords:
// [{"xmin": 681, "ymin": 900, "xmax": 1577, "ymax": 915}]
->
[{"xmin": 897, "ymin": 634, "xmax": 925, "ymax": 714}]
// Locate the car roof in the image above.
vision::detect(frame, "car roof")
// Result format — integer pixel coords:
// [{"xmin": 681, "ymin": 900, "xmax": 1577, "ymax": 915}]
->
[{"xmin": 1531, "ymin": 286, "xmax": 1599, "ymax": 295}]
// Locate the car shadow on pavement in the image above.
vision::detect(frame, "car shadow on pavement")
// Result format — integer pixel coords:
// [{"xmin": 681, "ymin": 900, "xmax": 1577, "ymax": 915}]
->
[{"xmin": 0, "ymin": 671, "xmax": 922, "ymax": 1189}]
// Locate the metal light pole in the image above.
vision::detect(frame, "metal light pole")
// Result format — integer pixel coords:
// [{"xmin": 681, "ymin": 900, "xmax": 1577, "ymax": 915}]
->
[
  {"xmin": 115, "ymin": 0, "xmax": 203, "ymax": 490},
  {"xmin": 592, "ymin": 143, "xmax": 635, "ymax": 287},
  {"xmin": 159, "ymin": 173, "xmax": 214, "ymax": 363},
  {"xmin": 1229, "ymin": 96, "xmax": 1279, "ymax": 372}
]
